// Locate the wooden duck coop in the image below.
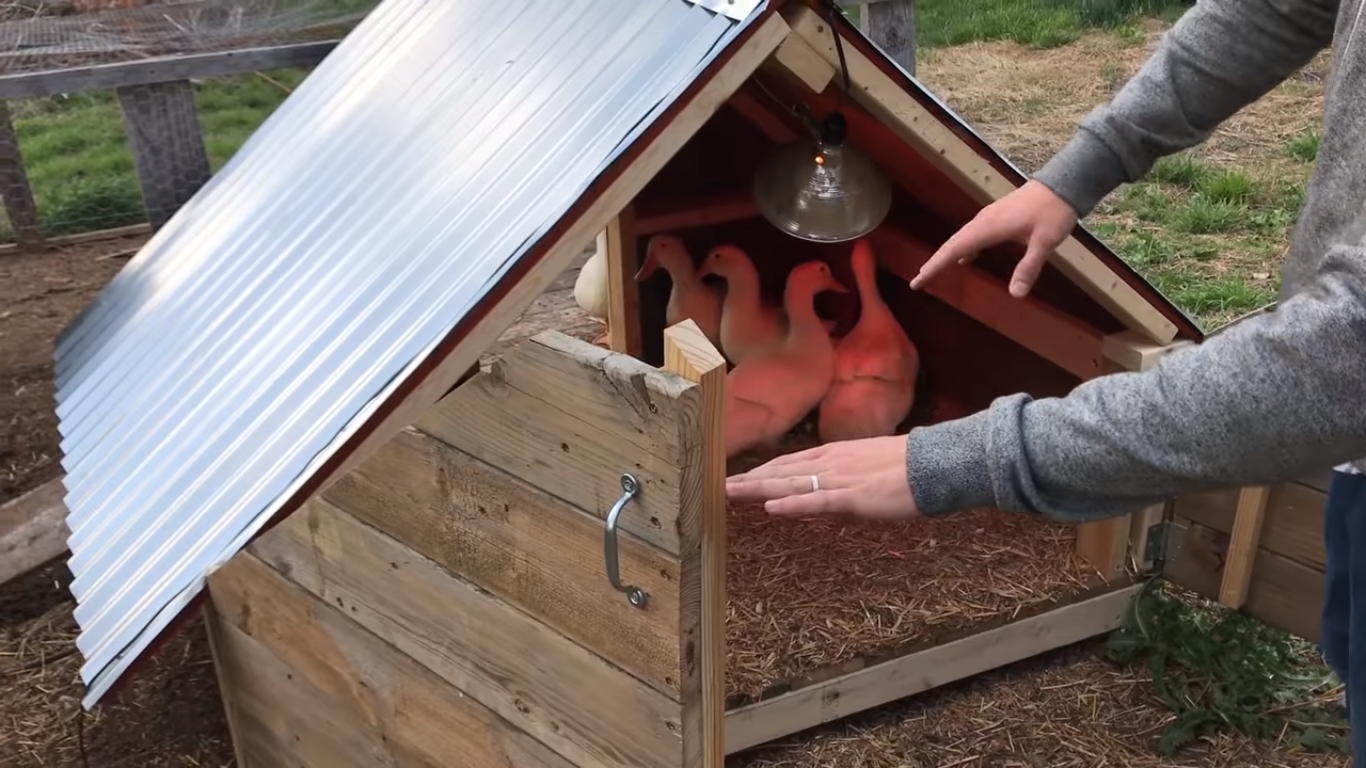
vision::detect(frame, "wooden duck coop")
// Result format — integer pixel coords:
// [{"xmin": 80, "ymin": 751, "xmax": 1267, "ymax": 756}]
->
[{"xmin": 49, "ymin": 2, "xmax": 1221, "ymax": 767}]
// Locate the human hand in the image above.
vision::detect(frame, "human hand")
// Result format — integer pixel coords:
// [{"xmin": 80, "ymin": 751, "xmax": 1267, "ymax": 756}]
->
[
  {"xmin": 910, "ymin": 180, "xmax": 1079, "ymax": 298},
  {"xmin": 725, "ymin": 435, "xmax": 920, "ymax": 520}
]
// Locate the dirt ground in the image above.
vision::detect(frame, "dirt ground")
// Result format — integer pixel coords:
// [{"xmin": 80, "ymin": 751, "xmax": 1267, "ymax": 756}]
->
[
  {"xmin": 0, "ymin": 232, "xmax": 239, "ymax": 767},
  {"xmin": 0, "ymin": 235, "xmax": 141, "ymax": 506},
  {"xmin": 0, "ymin": 23, "xmax": 1346, "ymax": 768}
]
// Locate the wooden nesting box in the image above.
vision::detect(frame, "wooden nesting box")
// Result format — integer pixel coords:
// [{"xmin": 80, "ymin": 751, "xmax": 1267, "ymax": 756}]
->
[{"xmin": 200, "ymin": 4, "xmax": 1212, "ymax": 767}]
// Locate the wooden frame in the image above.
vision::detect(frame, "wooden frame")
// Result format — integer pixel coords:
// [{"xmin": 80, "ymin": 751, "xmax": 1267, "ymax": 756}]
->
[
  {"xmin": 0, "ymin": 478, "xmax": 68, "ymax": 587},
  {"xmin": 195, "ymin": 6, "xmax": 1213, "ymax": 765},
  {"xmin": 0, "ymin": 41, "xmax": 338, "ymax": 100},
  {"xmin": 781, "ymin": 4, "xmax": 1178, "ymax": 345},
  {"xmin": 1164, "ymin": 474, "xmax": 1330, "ymax": 642},
  {"xmin": 1157, "ymin": 300, "xmax": 1329, "ymax": 640}
]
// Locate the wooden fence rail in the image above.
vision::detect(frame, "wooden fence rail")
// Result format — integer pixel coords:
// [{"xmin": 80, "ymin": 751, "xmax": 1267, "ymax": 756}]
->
[
  {"xmin": 0, "ymin": 3, "xmax": 917, "ymax": 254},
  {"xmin": 0, "ymin": 41, "xmax": 338, "ymax": 252}
]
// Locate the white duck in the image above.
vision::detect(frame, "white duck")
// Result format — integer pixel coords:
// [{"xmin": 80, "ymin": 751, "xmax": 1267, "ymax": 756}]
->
[
  {"xmin": 724, "ymin": 260, "xmax": 849, "ymax": 459},
  {"xmin": 697, "ymin": 244, "xmax": 788, "ymax": 365},
  {"xmin": 817, "ymin": 238, "xmax": 920, "ymax": 443},
  {"xmin": 573, "ymin": 229, "xmax": 612, "ymax": 345},
  {"xmin": 634, "ymin": 233, "xmax": 724, "ymax": 350}
]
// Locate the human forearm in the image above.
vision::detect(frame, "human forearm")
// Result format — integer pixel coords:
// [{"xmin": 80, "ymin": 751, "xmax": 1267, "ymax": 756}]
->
[
  {"xmin": 907, "ymin": 238, "xmax": 1366, "ymax": 522},
  {"xmin": 1033, "ymin": 0, "xmax": 1336, "ymax": 216}
]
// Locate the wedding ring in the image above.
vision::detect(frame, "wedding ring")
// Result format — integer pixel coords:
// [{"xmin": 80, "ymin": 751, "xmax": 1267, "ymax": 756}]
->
[{"xmin": 810, "ymin": 475, "xmax": 820, "ymax": 492}]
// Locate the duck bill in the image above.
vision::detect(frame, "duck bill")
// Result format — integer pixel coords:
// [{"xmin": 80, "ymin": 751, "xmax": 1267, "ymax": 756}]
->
[{"xmin": 634, "ymin": 253, "xmax": 660, "ymax": 281}]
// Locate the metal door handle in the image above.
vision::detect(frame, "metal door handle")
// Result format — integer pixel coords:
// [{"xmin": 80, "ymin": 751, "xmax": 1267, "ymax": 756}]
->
[{"xmin": 603, "ymin": 473, "xmax": 648, "ymax": 608}]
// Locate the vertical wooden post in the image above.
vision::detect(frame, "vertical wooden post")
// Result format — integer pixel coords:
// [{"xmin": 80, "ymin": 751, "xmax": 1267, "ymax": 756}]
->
[
  {"xmin": 606, "ymin": 205, "xmax": 643, "ymax": 358},
  {"xmin": 1077, "ymin": 331, "xmax": 1190, "ymax": 577},
  {"xmin": 865, "ymin": 0, "xmax": 917, "ymax": 76},
  {"xmin": 663, "ymin": 320, "xmax": 727, "ymax": 766},
  {"xmin": 116, "ymin": 79, "xmax": 212, "ymax": 232},
  {"xmin": 1218, "ymin": 486, "xmax": 1271, "ymax": 608},
  {"xmin": 0, "ymin": 100, "xmax": 46, "ymax": 250}
]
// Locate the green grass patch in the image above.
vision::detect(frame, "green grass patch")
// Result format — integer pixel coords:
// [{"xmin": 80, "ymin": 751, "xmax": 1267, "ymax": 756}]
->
[
  {"xmin": 1108, "ymin": 581, "xmax": 1347, "ymax": 755},
  {"xmin": 5, "ymin": 69, "xmax": 305, "ymax": 239},
  {"xmin": 1286, "ymin": 129, "xmax": 1321, "ymax": 162},
  {"xmin": 1148, "ymin": 152, "xmax": 1209, "ymax": 186},
  {"xmin": 842, "ymin": 0, "xmax": 1194, "ymax": 50},
  {"xmin": 1096, "ymin": 147, "xmax": 1307, "ymax": 327},
  {"xmin": 1167, "ymin": 193, "xmax": 1245, "ymax": 234},
  {"xmin": 1196, "ymin": 168, "xmax": 1255, "ymax": 204}
]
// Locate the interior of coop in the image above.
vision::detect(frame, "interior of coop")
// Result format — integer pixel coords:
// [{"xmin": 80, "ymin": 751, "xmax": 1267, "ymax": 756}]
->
[{"xmin": 615, "ymin": 72, "xmax": 1134, "ymax": 707}]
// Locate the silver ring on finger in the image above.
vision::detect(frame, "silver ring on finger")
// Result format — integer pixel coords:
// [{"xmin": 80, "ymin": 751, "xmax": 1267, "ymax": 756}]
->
[{"xmin": 810, "ymin": 474, "xmax": 820, "ymax": 493}]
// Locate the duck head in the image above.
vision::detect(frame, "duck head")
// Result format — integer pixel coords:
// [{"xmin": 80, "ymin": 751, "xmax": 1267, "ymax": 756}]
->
[
  {"xmin": 635, "ymin": 233, "xmax": 691, "ymax": 282},
  {"xmin": 786, "ymin": 260, "xmax": 850, "ymax": 299},
  {"xmin": 697, "ymin": 244, "xmax": 754, "ymax": 281}
]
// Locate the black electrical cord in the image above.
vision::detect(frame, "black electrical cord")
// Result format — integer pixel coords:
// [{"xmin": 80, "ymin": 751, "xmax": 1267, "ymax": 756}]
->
[
  {"xmin": 820, "ymin": 0, "xmax": 854, "ymax": 106},
  {"xmin": 817, "ymin": 0, "xmax": 854, "ymax": 145}
]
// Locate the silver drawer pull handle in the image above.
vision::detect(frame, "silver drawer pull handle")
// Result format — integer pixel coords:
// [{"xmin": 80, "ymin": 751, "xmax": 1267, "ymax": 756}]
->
[{"xmin": 604, "ymin": 473, "xmax": 648, "ymax": 608}]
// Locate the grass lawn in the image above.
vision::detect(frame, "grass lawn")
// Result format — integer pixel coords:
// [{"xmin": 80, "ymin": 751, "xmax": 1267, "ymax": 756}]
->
[{"xmin": 5, "ymin": 67, "xmax": 310, "ymax": 238}]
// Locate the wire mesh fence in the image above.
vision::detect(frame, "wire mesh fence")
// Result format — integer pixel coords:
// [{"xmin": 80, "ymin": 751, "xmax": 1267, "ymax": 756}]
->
[
  {"xmin": 0, "ymin": 0, "xmax": 374, "ymax": 74},
  {"xmin": 0, "ymin": 0, "xmax": 367, "ymax": 247},
  {"xmin": 0, "ymin": 0, "xmax": 1194, "ymax": 249}
]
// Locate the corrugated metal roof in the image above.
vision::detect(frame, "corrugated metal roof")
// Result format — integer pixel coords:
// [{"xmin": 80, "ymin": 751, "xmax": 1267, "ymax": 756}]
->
[{"xmin": 54, "ymin": 0, "xmax": 767, "ymax": 709}]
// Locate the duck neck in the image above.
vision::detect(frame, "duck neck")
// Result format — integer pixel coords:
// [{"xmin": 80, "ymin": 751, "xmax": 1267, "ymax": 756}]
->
[
  {"xmin": 782, "ymin": 286, "xmax": 827, "ymax": 345},
  {"xmin": 852, "ymin": 258, "xmax": 889, "ymax": 321},
  {"xmin": 661, "ymin": 251, "xmax": 697, "ymax": 290},
  {"xmin": 721, "ymin": 263, "xmax": 761, "ymax": 310}
]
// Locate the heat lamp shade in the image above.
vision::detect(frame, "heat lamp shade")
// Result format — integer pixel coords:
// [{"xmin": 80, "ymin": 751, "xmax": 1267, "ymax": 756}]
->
[{"xmin": 753, "ymin": 138, "xmax": 893, "ymax": 243}]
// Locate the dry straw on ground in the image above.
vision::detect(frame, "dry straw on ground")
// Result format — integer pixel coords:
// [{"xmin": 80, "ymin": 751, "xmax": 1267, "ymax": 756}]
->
[
  {"xmin": 915, "ymin": 21, "xmax": 1329, "ymax": 175},
  {"xmin": 726, "ymin": 501, "xmax": 1102, "ymax": 702},
  {"xmin": 723, "ymin": 415, "xmax": 1103, "ymax": 703},
  {"xmin": 735, "ymin": 642, "xmax": 1350, "ymax": 768}
]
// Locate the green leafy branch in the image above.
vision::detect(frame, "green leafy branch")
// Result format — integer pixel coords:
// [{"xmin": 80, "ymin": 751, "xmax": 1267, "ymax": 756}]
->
[{"xmin": 1105, "ymin": 578, "xmax": 1349, "ymax": 755}]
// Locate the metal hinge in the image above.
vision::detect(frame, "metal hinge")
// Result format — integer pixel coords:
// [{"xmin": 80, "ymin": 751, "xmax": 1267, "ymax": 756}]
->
[{"xmin": 1144, "ymin": 520, "xmax": 1182, "ymax": 567}]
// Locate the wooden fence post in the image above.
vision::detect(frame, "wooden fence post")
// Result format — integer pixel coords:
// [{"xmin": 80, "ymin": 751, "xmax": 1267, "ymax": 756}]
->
[
  {"xmin": 116, "ymin": 79, "xmax": 212, "ymax": 231},
  {"xmin": 864, "ymin": 0, "xmax": 917, "ymax": 76},
  {"xmin": 0, "ymin": 100, "xmax": 47, "ymax": 250}
]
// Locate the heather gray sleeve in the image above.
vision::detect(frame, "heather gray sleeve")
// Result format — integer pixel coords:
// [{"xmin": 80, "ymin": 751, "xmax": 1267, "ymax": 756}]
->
[
  {"xmin": 906, "ymin": 223, "xmax": 1366, "ymax": 522},
  {"xmin": 1032, "ymin": 0, "xmax": 1337, "ymax": 216}
]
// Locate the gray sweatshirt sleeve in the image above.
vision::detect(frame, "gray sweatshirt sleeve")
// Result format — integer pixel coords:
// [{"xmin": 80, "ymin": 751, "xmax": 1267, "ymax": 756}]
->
[
  {"xmin": 908, "ymin": 230, "xmax": 1366, "ymax": 521},
  {"xmin": 904, "ymin": 0, "xmax": 1345, "ymax": 522},
  {"xmin": 1031, "ymin": 0, "xmax": 1338, "ymax": 216}
]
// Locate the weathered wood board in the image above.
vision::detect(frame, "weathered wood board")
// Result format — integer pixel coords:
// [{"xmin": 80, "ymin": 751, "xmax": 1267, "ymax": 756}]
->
[
  {"xmin": 210, "ymin": 328, "xmax": 725, "ymax": 768},
  {"xmin": 1165, "ymin": 476, "xmax": 1328, "ymax": 642}
]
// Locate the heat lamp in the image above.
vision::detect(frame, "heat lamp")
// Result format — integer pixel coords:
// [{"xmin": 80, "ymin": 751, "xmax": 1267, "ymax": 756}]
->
[{"xmin": 751, "ymin": 1, "xmax": 891, "ymax": 243}]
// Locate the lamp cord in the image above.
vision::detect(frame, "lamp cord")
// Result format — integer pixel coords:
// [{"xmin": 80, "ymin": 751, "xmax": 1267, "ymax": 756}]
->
[{"xmin": 820, "ymin": 0, "xmax": 853, "ymax": 108}]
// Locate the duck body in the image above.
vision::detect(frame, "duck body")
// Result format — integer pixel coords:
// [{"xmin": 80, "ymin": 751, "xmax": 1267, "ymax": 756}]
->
[
  {"xmin": 818, "ymin": 238, "xmax": 920, "ymax": 443},
  {"xmin": 697, "ymin": 244, "xmax": 788, "ymax": 365},
  {"xmin": 635, "ymin": 234, "xmax": 724, "ymax": 349},
  {"xmin": 724, "ymin": 260, "xmax": 848, "ymax": 458},
  {"xmin": 573, "ymin": 230, "xmax": 612, "ymax": 344}
]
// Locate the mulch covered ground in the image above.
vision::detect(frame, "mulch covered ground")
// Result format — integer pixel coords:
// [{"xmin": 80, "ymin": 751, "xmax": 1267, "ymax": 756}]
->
[
  {"xmin": 0, "ymin": 232, "xmax": 239, "ymax": 768},
  {"xmin": 735, "ymin": 639, "xmax": 1348, "ymax": 768}
]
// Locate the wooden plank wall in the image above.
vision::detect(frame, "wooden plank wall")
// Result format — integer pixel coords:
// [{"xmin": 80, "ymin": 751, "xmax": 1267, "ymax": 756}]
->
[
  {"xmin": 207, "ymin": 329, "xmax": 725, "ymax": 768},
  {"xmin": 1164, "ymin": 472, "xmax": 1331, "ymax": 642}
]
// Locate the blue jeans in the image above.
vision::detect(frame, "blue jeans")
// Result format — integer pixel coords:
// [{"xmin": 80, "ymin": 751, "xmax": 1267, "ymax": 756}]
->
[{"xmin": 1321, "ymin": 469, "xmax": 1366, "ymax": 760}]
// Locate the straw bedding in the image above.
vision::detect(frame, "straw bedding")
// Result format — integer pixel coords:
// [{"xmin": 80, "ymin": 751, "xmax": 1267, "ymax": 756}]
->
[{"xmin": 722, "ymin": 428, "xmax": 1108, "ymax": 705}]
